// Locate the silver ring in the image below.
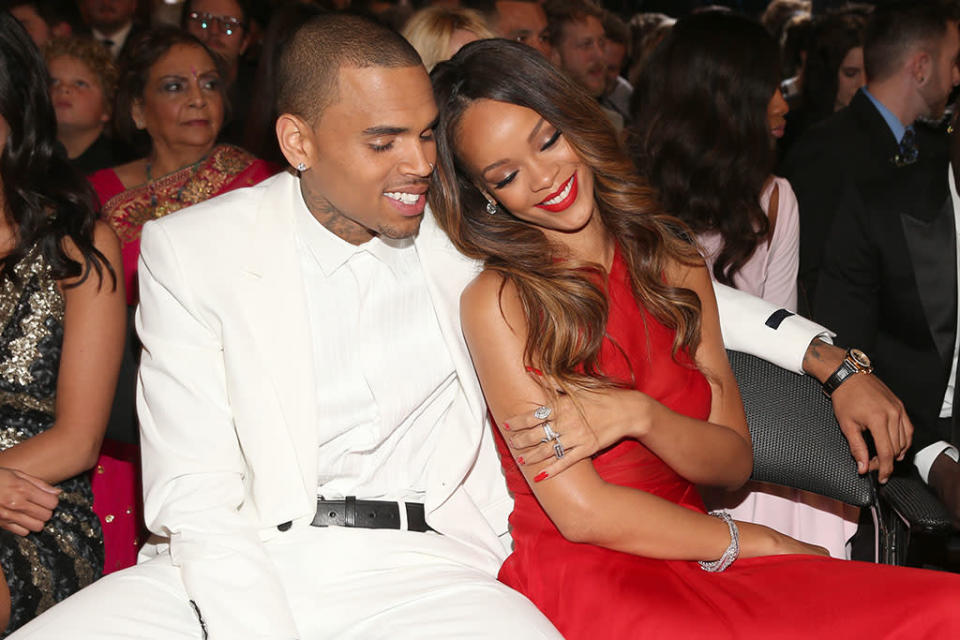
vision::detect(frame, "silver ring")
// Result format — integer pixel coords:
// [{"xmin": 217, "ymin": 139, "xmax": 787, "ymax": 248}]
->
[
  {"xmin": 534, "ymin": 406, "xmax": 551, "ymax": 420},
  {"xmin": 553, "ymin": 438, "xmax": 565, "ymax": 459},
  {"xmin": 540, "ymin": 422, "xmax": 559, "ymax": 443}
]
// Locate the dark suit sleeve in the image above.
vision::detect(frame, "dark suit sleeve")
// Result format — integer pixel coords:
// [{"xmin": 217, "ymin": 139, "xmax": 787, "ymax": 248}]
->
[{"xmin": 813, "ymin": 181, "xmax": 881, "ymax": 353}]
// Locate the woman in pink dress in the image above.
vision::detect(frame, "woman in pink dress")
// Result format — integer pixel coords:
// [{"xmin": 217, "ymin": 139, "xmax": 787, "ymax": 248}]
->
[
  {"xmin": 86, "ymin": 27, "xmax": 276, "ymax": 573},
  {"xmin": 427, "ymin": 37, "xmax": 960, "ymax": 639},
  {"xmin": 629, "ymin": 12, "xmax": 857, "ymax": 558}
]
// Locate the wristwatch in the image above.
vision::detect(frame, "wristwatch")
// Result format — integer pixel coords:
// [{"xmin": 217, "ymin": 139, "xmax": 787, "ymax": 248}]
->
[{"xmin": 822, "ymin": 348, "xmax": 873, "ymax": 396}]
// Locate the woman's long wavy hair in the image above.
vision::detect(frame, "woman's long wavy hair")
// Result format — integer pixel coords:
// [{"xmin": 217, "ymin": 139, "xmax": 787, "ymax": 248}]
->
[
  {"xmin": 802, "ymin": 11, "xmax": 867, "ymax": 121},
  {"xmin": 0, "ymin": 11, "xmax": 113, "ymax": 289},
  {"xmin": 628, "ymin": 11, "xmax": 780, "ymax": 287},
  {"xmin": 429, "ymin": 39, "xmax": 703, "ymax": 392}
]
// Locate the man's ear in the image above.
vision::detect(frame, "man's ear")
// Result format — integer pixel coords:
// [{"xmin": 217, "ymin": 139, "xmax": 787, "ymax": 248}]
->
[
  {"xmin": 276, "ymin": 113, "xmax": 315, "ymax": 170},
  {"xmin": 910, "ymin": 48, "xmax": 933, "ymax": 85}
]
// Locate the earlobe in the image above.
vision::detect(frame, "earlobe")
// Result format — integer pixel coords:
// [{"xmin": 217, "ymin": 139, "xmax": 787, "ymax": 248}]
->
[
  {"xmin": 276, "ymin": 114, "xmax": 312, "ymax": 171},
  {"xmin": 131, "ymin": 101, "xmax": 145, "ymax": 130}
]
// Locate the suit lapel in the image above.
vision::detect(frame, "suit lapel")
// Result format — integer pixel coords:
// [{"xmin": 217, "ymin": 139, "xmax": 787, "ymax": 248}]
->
[
  {"xmin": 900, "ymin": 173, "xmax": 958, "ymax": 367},
  {"xmin": 239, "ymin": 172, "xmax": 319, "ymax": 489},
  {"xmin": 414, "ymin": 207, "xmax": 488, "ymax": 505}
]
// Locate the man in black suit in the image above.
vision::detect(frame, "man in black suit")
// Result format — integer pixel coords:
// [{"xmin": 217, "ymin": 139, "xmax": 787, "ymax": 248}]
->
[
  {"xmin": 79, "ymin": 0, "xmax": 143, "ymax": 60},
  {"xmin": 782, "ymin": 1, "xmax": 959, "ymax": 312},
  {"xmin": 815, "ymin": 112, "xmax": 960, "ymax": 525}
]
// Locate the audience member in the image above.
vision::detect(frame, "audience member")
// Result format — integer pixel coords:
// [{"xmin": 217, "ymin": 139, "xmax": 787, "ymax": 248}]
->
[
  {"xmin": 599, "ymin": 10, "xmax": 631, "ymax": 125},
  {"xmin": 544, "ymin": 0, "xmax": 621, "ymax": 130},
  {"xmin": 90, "ymin": 27, "xmax": 273, "ymax": 302},
  {"xmin": 779, "ymin": 9, "xmax": 868, "ymax": 160},
  {"xmin": 44, "ymin": 36, "xmax": 132, "ymax": 174},
  {"xmin": 761, "ymin": 0, "xmax": 811, "ymax": 44},
  {"xmin": 625, "ymin": 11, "xmax": 674, "ymax": 85},
  {"xmin": 464, "ymin": 0, "xmax": 552, "ymax": 58},
  {"xmin": 181, "ymin": 0, "xmax": 256, "ymax": 147},
  {"xmin": 816, "ymin": 106, "xmax": 960, "ymax": 528},
  {"xmin": 12, "ymin": 14, "xmax": 921, "ymax": 639},
  {"xmin": 0, "ymin": 11, "xmax": 124, "ymax": 635},
  {"xmin": 781, "ymin": 0, "xmax": 959, "ymax": 313},
  {"xmin": 778, "ymin": 12, "xmax": 811, "ymax": 105},
  {"xmin": 4, "ymin": 0, "xmax": 75, "ymax": 48},
  {"xmin": 630, "ymin": 11, "xmax": 860, "ymax": 559},
  {"xmin": 429, "ymin": 37, "xmax": 960, "ymax": 640},
  {"xmin": 78, "ymin": 0, "xmax": 142, "ymax": 60},
  {"xmin": 84, "ymin": 26, "xmax": 274, "ymax": 575},
  {"xmin": 401, "ymin": 5, "xmax": 493, "ymax": 71}
]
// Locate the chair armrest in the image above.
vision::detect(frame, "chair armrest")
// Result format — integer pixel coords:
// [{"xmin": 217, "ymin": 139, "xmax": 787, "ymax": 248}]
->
[
  {"xmin": 879, "ymin": 473, "xmax": 952, "ymax": 536},
  {"xmin": 727, "ymin": 350, "xmax": 875, "ymax": 507}
]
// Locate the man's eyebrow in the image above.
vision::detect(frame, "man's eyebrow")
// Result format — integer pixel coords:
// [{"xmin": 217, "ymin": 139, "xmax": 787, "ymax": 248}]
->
[{"xmin": 362, "ymin": 125, "xmax": 409, "ymax": 136}]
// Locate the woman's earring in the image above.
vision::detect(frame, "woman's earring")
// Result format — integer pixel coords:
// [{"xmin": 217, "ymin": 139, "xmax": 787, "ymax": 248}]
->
[
  {"xmin": 486, "ymin": 199, "xmax": 498, "ymax": 215},
  {"xmin": 297, "ymin": 162, "xmax": 307, "ymax": 172}
]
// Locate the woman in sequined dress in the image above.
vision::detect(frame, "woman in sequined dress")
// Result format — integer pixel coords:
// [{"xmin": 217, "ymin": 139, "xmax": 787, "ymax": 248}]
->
[{"xmin": 0, "ymin": 11, "xmax": 125, "ymax": 636}]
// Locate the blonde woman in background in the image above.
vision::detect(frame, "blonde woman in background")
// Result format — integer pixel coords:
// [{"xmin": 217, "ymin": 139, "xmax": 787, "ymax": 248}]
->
[{"xmin": 402, "ymin": 6, "xmax": 494, "ymax": 72}]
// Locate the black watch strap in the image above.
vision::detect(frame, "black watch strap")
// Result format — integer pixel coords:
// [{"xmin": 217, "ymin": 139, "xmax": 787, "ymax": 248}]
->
[{"xmin": 822, "ymin": 359, "xmax": 859, "ymax": 396}]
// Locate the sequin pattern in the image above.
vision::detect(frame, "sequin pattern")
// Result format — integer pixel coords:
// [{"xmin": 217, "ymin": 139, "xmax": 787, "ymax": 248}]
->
[{"xmin": 0, "ymin": 249, "xmax": 103, "ymax": 636}]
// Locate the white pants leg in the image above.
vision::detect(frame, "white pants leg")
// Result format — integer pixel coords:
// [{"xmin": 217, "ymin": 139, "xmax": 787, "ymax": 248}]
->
[{"xmin": 10, "ymin": 526, "xmax": 560, "ymax": 640}]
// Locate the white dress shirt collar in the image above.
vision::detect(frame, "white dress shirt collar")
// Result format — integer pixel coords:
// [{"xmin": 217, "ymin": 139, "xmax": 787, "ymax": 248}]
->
[{"xmin": 292, "ymin": 185, "xmax": 414, "ymax": 278}]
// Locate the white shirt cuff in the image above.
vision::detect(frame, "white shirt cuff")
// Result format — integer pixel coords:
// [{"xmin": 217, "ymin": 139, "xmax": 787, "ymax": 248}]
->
[{"xmin": 914, "ymin": 441, "xmax": 960, "ymax": 484}]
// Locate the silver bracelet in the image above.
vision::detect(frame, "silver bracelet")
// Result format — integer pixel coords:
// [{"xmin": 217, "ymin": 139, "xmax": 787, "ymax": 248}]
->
[{"xmin": 698, "ymin": 510, "xmax": 739, "ymax": 573}]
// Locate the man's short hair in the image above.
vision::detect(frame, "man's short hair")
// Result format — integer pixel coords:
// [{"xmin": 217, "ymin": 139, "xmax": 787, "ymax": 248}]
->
[
  {"xmin": 2, "ymin": 0, "xmax": 80, "ymax": 29},
  {"xmin": 543, "ymin": 0, "xmax": 603, "ymax": 47},
  {"xmin": 276, "ymin": 13, "xmax": 423, "ymax": 125},
  {"xmin": 602, "ymin": 10, "xmax": 629, "ymax": 48},
  {"xmin": 864, "ymin": 1, "xmax": 954, "ymax": 82}
]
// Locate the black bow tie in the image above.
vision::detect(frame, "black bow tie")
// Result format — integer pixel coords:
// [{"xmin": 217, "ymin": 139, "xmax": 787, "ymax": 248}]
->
[{"xmin": 893, "ymin": 128, "xmax": 919, "ymax": 167}]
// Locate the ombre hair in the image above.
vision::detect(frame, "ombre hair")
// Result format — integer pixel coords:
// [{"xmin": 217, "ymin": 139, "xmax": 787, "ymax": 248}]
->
[{"xmin": 429, "ymin": 39, "xmax": 703, "ymax": 392}]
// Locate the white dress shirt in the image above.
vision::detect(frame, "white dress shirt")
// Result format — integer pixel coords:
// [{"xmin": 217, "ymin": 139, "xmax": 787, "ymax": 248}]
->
[
  {"xmin": 293, "ymin": 196, "xmax": 457, "ymax": 502},
  {"xmin": 93, "ymin": 22, "xmax": 133, "ymax": 59},
  {"xmin": 914, "ymin": 164, "xmax": 960, "ymax": 482}
]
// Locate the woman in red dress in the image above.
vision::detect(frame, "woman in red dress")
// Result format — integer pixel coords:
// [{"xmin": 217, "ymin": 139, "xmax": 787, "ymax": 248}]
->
[
  {"xmin": 86, "ymin": 27, "xmax": 276, "ymax": 574},
  {"xmin": 428, "ymin": 39, "xmax": 960, "ymax": 639}
]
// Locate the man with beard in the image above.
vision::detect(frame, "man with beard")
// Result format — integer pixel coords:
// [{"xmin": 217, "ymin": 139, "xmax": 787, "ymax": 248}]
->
[
  {"xmin": 79, "ymin": 0, "xmax": 141, "ymax": 59},
  {"xmin": 782, "ymin": 1, "xmax": 960, "ymax": 311},
  {"xmin": 543, "ymin": 0, "xmax": 622, "ymax": 129}
]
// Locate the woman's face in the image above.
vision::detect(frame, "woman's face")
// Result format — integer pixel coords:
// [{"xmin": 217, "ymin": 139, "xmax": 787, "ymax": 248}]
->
[
  {"xmin": 132, "ymin": 43, "xmax": 224, "ymax": 154},
  {"xmin": 835, "ymin": 46, "xmax": 865, "ymax": 111},
  {"xmin": 446, "ymin": 28, "xmax": 482, "ymax": 60},
  {"xmin": 48, "ymin": 55, "xmax": 109, "ymax": 134},
  {"xmin": 766, "ymin": 87, "xmax": 789, "ymax": 140},
  {"xmin": 455, "ymin": 99, "xmax": 596, "ymax": 234}
]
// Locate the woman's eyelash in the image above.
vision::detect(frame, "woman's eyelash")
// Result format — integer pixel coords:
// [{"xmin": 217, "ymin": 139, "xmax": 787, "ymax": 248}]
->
[
  {"xmin": 541, "ymin": 130, "xmax": 561, "ymax": 151},
  {"xmin": 495, "ymin": 171, "xmax": 517, "ymax": 189},
  {"xmin": 371, "ymin": 142, "xmax": 393, "ymax": 153}
]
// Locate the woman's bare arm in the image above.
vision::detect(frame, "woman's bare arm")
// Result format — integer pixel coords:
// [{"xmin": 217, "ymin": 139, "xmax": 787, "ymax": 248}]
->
[
  {"xmin": 0, "ymin": 221, "xmax": 126, "ymax": 483},
  {"xmin": 461, "ymin": 266, "xmax": 817, "ymax": 560}
]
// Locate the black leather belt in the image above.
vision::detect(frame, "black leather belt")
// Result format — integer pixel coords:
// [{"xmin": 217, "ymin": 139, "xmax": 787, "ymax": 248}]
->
[{"xmin": 309, "ymin": 497, "xmax": 434, "ymax": 532}]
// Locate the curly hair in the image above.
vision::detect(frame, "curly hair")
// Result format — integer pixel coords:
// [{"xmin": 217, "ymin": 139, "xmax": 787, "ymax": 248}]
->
[
  {"xmin": 628, "ymin": 11, "xmax": 780, "ymax": 287},
  {"xmin": 429, "ymin": 39, "xmax": 703, "ymax": 392},
  {"xmin": 44, "ymin": 35, "xmax": 117, "ymax": 114},
  {"xmin": 0, "ymin": 12, "xmax": 113, "ymax": 289}
]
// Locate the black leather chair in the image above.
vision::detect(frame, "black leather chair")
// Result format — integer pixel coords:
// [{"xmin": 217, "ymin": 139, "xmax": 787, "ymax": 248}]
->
[{"xmin": 727, "ymin": 350, "xmax": 951, "ymax": 565}]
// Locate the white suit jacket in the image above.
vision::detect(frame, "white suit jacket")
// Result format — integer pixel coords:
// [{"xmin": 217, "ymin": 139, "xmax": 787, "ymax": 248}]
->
[{"xmin": 135, "ymin": 172, "xmax": 829, "ymax": 639}]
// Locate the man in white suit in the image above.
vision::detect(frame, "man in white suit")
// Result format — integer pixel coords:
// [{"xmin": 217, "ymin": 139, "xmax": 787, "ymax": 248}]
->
[{"xmin": 13, "ymin": 13, "xmax": 911, "ymax": 640}]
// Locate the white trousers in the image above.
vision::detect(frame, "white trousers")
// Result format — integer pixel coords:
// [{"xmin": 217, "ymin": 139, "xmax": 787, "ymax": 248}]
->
[{"xmin": 11, "ymin": 526, "xmax": 561, "ymax": 640}]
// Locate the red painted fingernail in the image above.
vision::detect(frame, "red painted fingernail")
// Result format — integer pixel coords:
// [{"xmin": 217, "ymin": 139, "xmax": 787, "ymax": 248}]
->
[
  {"xmin": 503, "ymin": 423, "xmax": 510, "ymax": 431},
  {"xmin": 517, "ymin": 456, "xmax": 525, "ymax": 465},
  {"xmin": 534, "ymin": 471, "xmax": 549, "ymax": 483}
]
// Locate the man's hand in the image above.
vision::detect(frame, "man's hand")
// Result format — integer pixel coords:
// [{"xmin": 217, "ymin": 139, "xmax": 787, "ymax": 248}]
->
[
  {"xmin": 928, "ymin": 452, "xmax": 960, "ymax": 529},
  {"xmin": 802, "ymin": 339, "xmax": 912, "ymax": 483},
  {"xmin": 0, "ymin": 468, "xmax": 60, "ymax": 536}
]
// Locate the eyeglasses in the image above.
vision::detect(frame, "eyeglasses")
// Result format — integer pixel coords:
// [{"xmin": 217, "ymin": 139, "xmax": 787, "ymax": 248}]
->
[{"xmin": 187, "ymin": 11, "xmax": 244, "ymax": 37}]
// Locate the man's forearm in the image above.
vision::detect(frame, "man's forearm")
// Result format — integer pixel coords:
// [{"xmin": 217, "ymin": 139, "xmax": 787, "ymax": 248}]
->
[{"xmin": 800, "ymin": 338, "xmax": 847, "ymax": 384}]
